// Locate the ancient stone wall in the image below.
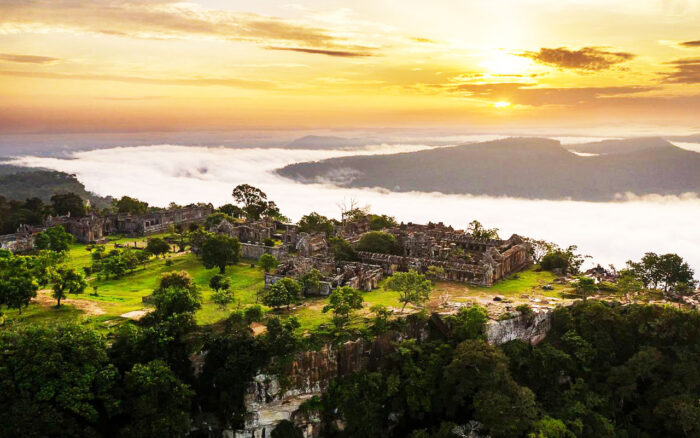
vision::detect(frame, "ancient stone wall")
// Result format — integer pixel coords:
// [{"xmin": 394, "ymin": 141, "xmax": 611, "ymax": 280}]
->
[{"xmin": 240, "ymin": 243, "xmax": 288, "ymax": 260}]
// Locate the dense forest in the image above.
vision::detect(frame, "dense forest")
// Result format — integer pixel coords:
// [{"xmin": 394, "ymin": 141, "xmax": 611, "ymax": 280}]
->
[
  {"xmin": 0, "ymin": 164, "xmax": 110, "ymax": 209},
  {"xmin": 318, "ymin": 301, "xmax": 700, "ymax": 438}
]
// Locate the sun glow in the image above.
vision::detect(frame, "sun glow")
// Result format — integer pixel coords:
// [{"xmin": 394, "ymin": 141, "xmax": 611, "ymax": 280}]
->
[
  {"xmin": 493, "ymin": 101, "xmax": 511, "ymax": 109},
  {"xmin": 479, "ymin": 52, "xmax": 532, "ymax": 76}
]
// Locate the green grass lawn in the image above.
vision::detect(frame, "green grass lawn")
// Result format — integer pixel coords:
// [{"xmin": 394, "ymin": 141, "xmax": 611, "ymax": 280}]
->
[
  {"xmin": 433, "ymin": 267, "xmax": 573, "ymax": 301},
  {"xmin": 4, "ymin": 245, "xmax": 568, "ymax": 332}
]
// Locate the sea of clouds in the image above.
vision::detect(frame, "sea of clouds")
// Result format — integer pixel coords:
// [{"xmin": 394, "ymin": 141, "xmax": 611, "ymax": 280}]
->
[{"xmin": 8, "ymin": 143, "xmax": 700, "ymax": 271}]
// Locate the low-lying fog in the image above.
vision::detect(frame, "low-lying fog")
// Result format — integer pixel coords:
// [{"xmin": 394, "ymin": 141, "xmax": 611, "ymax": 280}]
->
[{"xmin": 8, "ymin": 143, "xmax": 700, "ymax": 271}]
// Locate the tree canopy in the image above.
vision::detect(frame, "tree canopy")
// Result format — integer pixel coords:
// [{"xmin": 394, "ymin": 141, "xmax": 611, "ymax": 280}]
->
[
  {"xmin": 201, "ymin": 234, "xmax": 241, "ymax": 274},
  {"xmin": 356, "ymin": 231, "xmax": 401, "ymax": 255},
  {"xmin": 385, "ymin": 269, "xmax": 432, "ymax": 312}
]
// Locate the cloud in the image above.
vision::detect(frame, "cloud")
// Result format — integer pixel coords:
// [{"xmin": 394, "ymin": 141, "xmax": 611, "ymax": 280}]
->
[
  {"xmin": 443, "ymin": 81, "xmax": 654, "ymax": 106},
  {"xmin": 0, "ymin": 70, "xmax": 274, "ymax": 89},
  {"xmin": 265, "ymin": 46, "xmax": 373, "ymax": 57},
  {"xmin": 519, "ymin": 47, "xmax": 635, "ymax": 71},
  {"xmin": 0, "ymin": 0, "xmax": 368, "ymax": 56},
  {"xmin": 410, "ymin": 37, "xmax": 438, "ymax": 44},
  {"xmin": 679, "ymin": 40, "xmax": 700, "ymax": 47},
  {"xmin": 662, "ymin": 58, "xmax": 700, "ymax": 83},
  {"xmin": 0, "ymin": 53, "xmax": 60, "ymax": 64},
  {"xmin": 6, "ymin": 144, "xmax": 700, "ymax": 272}
]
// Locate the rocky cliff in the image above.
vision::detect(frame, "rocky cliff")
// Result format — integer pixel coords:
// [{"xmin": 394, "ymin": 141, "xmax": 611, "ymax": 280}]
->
[{"xmin": 230, "ymin": 310, "xmax": 553, "ymax": 437}]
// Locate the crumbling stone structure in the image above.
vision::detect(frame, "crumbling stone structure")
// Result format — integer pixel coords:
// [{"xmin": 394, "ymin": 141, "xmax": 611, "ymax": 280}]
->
[
  {"xmin": 265, "ymin": 256, "xmax": 383, "ymax": 295},
  {"xmin": 0, "ymin": 224, "xmax": 39, "ymax": 253},
  {"xmin": 105, "ymin": 205, "xmax": 211, "ymax": 237},
  {"xmin": 354, "ymin": 222, "xmax": 531, "ymax": 286},
  {"xmin": 42, "ymin": 206, "xmax": 211, "ymax": 243},
  {"xmin": 295, "ymin": 232, "xmax": 328, "ymax": 258}
]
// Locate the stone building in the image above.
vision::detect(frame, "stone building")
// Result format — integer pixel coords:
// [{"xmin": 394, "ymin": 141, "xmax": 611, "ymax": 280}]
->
[
  {"xmin": 45, "ymin": 213, "xmax": 106, "ymax": 243},
  {"xmin": 43, "ymin": 205, "xmax": 212, "ymax": 243},
  {"xmin": 353, "ymin": 221, "xmax": 531, "ymax": 287},
  {"xmin": 0, "ymin": 224, "xmax": 39, "ymax": 253},
  {"xmin": 295, "ymin": 232, "xmax": 328, "ymax": 257},
  {"xmin": 105, "ymin": 205, "xmax": 211, "ymax": 237},
  {"xmin": 265, "ymin": 256, "xmax": 383, "ymax": 295}
]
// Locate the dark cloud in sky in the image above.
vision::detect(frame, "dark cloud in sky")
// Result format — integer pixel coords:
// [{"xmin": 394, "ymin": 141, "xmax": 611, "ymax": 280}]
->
[
  {"xmin": 679, "ymin": 40, "xmax": 700, "ymax": 47},
  {"xmin": 519, "ymin": 47, "xmax": 635, "ymax": 71},
  {"xmin": 265, "ymin": 46, "xmax": 373, "ymax": 57},
  {"xmin": 0, "ymin": 53, "xmax": 59, "ymax": 64},
  {"xmin": 662, "ymin": 58, "xmax": 700, "ymax": 83}
]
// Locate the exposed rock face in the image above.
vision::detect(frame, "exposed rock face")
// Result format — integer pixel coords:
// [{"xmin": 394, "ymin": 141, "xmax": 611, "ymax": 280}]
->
[
  {"xmin": 486, "ymin": 310, "xmax": 552, "ymax": 345},
  {"xmin": 231, "ymin": 311, "xmax": 552, "ymax": 437}
]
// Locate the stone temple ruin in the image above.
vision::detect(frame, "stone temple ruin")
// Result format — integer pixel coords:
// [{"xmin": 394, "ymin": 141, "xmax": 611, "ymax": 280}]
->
[
  {"xmin": 357, "ymin": 222, "xmax": 530, "ymax": 287},
  {"xmin": 260, "ymin": 218, "xmax": 531, "ymax": 297},
  {"xmin": 1, "ymin": 206, "xmax": 212, "ymax": 249}
]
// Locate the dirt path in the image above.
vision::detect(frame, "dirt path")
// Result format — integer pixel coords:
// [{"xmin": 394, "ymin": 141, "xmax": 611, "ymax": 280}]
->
[{"xmin": 34, "ymin": 290, "xmax": 106, "ymax": 316}]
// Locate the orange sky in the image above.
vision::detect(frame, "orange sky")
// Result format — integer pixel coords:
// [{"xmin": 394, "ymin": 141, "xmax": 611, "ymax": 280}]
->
[{"xmin": 1, "ymin": 0, "xmax": 699, "ymax": 134}]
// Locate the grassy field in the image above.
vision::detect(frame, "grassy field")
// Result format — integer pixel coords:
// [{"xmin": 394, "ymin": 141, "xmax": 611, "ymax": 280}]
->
[{"xmin": 2, "ymin": 235, "xmax": 572, "ymax": 332}]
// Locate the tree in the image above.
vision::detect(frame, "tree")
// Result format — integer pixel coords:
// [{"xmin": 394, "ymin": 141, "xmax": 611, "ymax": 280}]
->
[
  {"xmin": 525, "ymin": 238, "xmax": 556, "ymax": 264},
  {"xmin": 209, "ymin": 274, "xmax": 231, "ymax": 292},
  {"xmin": 263, "ymin": 277, "xmax": 302, "ymax": 310},
  {"xmin": 159, "ymin": 270, "xmax": 196, "ymax": 291},
  {"xmin": 119, "ymin": 360, "xmax": 193, "ymax": 438},
  {"xmin": 259, "ymin": 253, "xmax": 279, "ymax": 273},
  {"xmin": 297, "ymin": 212, "xmax": 334, "ymax": 236},
  {"xmin": 541, "ymin": 245, "xmax": 587, "ymax": 275},
  {"xmin": 0, "ymin": 324, "xmax": 117, "ymax": 437},
  {"xmin": 323, "ymin": 286, "xmax": 364, "ymax": 328},
  {"xmin": 146, "ymin": 237, "xmax": 170, "ymax": 258},
  {"xmin": 232, "ymin": 184, "xmax": 271, "ymax": 220},
  {"xmin": 114, "ymin": 195, "xmax": 149, "ymax": 214},
  {"xmin": 300, "ymin": 268, "xmax": 322, "ymax": 295},
  {"xmin": 35, "ymin": 225, "xmax": 73, "ymax": 252},
  {"xmin": 369, "ymin": 214, "xmax": 398, "ymax": 231},
  {"xmin": 205, "ymin": 211, "xmax": 233, "ymax": 229},
  {"xmin": 212, "ymin": 289, "xmax": 235, "ymax": 311},
  {"xmin": 218, "ymin": 203, "xmax": 245, "ymax": 218},
  {"xmin": 626, "ymin": 252, "xmax": 695, "ymax": 293},
  {"xmin": 356, "ymin": 231, "xmax": 401, "ymax": 255},
  {"xmin": 210, "ymin": 275, "xmax": 234, "ymax": 310},
  {"xmin": 467, "ymin": 219, "xmax": 500, "ymax": 240},
  {"xmin": 201, "ymin": 234, "xmax": 241, "ymax": 274},
  {"xmin": 187, "ymin": 227, "xmax": 210, "ymax": 255},
  {"xmin": 386, "ymin": 269, "xmax": 432, "ymax": 312},
  {"xmin": 616, "ymin": 270, "xmax": 644, "ymax": 300},
  {"xmin": 574, "ymin": 276, "xmax": 597, "ymax": 301},
  {"xmin": 0, "ymin": 252, "xmax": 38, "ymax": 314},
  {"xmin": 151, "ymin": 272, "xmax": 201, "ymax": 317},
  {"xmin": 329, "ymin": 236, "xmax": 357, "ymax": 261},
  {"xmin": 51, "ymin": 192, "xmax": 87, "ymax": 217},
  {"xmin": 52, "ymin": 268, "xmax": 87, "ymax": 307}
]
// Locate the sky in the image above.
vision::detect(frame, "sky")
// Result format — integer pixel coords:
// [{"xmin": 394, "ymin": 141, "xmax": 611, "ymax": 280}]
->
[{"xmin": 1, "ymin": 0, "xmax": 699, "ymax": 134}]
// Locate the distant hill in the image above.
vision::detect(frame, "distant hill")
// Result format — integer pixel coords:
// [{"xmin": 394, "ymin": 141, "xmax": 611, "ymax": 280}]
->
[
  {"xmin": 278, "ymin": 137, "xmax": 700, "ymax": 201},
  {"xmin": 568, "ymin": 137, "xmax": 671, "ymax": 155},
  {"xmin": 0, "ymin": 164, "xmax": 111, "ymax": 208},
  {"xmin": 286, "ymin": 135, "xmax": 382, "ymax": 149}
]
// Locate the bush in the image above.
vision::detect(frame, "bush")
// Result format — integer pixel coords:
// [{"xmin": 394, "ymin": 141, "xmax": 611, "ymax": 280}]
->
[
  {"xmin": 516, "ymin": 304, "xmax": 533, "ymax": 318},
  {"xmin": 356, "ymin": 231, "xmax": 401, "ymax": 255},
  {"xmin": 263, "ymin": 238, "xmax": 275, "ymax": 247},
  {"xmin": 244, "ymin": 305, "xmax": 265, "ymax": 323}
]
